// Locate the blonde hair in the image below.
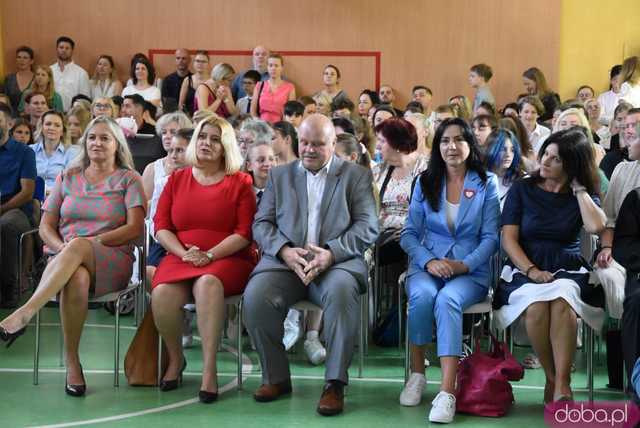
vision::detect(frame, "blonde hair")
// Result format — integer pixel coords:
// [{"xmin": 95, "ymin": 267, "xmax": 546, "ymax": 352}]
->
[
  {"xmin": 553, "ymin": 108, "xmax": 590, "ymax": 133},
  {"xmin": 621, "ymin": 56, "xmax": 640, "ymax": 86},
  {"xmin": 211, "ymin": 63, "xmax": 235, "ymax": 83},
  {"xmin": 67, "ymin": 106, "xmax": 92, "ymax": 144},
  {"xmin": 68, "ymin": 116, "xmax": 135, "ymax": 171},
  {"xmin": 192, "ymin": 110, "xmax": 218, "ymax": 125},
  {"xmin": 91, "ymin": 97, "xmax": 116, "ymax": 118},
  {"xmin": 34, "ymin": 110, "xmax": 70, "ymax": 147},
  {"xmin": 31, "ymin": 65, "xmax": 56, "ymax": 106},
  {"xmin": 185, "ymin": 116, "xmax": 243, "ymax": 174}
]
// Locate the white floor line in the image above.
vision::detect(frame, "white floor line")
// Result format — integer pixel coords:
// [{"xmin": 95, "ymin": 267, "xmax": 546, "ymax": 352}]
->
[{"xmin": 20, "ymin": 342, "xmax": 252, "ymax": 428}]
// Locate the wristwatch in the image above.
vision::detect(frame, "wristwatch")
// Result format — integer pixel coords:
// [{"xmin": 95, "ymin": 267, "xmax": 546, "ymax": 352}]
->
[{"xmin": 205, "ymin": 250, "xmax": 215, "ymax": 261}]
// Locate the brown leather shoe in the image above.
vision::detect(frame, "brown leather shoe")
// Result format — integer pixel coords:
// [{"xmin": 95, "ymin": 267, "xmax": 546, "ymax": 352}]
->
[
  {"xmin": 317, "ymin": 381, "xmax": 344, "ymax": 416},
  {"xmin": 253, "ymin": 380, "xmax": 292, "ymax": 402}
]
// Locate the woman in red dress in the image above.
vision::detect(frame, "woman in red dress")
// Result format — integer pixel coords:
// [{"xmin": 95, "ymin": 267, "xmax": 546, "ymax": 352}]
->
[{"xmin": 152, "ymin": 115, "xmax": 256, "ymax": 403}]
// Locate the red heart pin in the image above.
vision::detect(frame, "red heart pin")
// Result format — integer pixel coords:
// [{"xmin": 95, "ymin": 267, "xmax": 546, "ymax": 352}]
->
[{"xmin": 463, "ymin": 189, "xmax": 476, "ymax": 199}]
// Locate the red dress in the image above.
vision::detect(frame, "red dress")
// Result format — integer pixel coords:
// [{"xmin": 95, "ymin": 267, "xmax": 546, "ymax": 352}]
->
[{"xmin": 152, "ymin": 168, "xmax": 257, "ymax": 296}]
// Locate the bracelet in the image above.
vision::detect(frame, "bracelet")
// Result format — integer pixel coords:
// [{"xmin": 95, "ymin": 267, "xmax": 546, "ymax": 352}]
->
[
  {"xmin": 600, "ymin": 245, "xmax": 612, "ymax": 250},
  {"xmin": 525, "ymin": 264, "xmax": 536, "ymax": 277}
]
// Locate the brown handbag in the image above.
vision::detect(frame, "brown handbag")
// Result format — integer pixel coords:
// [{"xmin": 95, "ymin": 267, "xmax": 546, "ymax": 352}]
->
[{"xmin": 124, "ymin": 309, "xmax": 168, "ymax": 386}]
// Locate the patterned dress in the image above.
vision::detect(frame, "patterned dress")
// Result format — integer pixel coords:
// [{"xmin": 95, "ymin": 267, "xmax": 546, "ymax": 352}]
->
[{"xmin": 42, "ymin": 169, "xmax": 146, "ymax": 297}]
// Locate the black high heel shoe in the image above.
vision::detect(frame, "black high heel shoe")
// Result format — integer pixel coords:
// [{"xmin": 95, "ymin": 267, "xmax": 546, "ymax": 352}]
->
[
  {"xmin": 160, "ymin": 357, "xmax": 187, "ymax": 392},
  {"xmin": 0, "ymin": 326, "xmax": 27, "ymax": 348},
  {"xmin": 65, "ymin": 364, "xmax": 86, "ymax": 397},
  {"xmin": 198, "ymin": 389, "xmax": 218, "ymax": 404}
]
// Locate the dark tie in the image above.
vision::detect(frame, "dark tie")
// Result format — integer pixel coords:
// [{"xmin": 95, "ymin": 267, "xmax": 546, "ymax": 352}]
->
[
  {"xmin": 246, "ymin": 98, "xmax": 252, "ymax": 114},
  {"xmin": 256, "ymin": 190, "xmax": 264, "ymax": 206}
]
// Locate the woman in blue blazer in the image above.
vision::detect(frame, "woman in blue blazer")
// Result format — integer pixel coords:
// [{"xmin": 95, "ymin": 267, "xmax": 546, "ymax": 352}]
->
[{"xmin": 399, "ymin": 117, "xmax": 500, "ymax": 423}]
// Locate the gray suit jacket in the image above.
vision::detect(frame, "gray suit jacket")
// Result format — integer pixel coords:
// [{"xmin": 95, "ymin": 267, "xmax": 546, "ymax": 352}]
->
[{"xmin": 252, "ymin": 156, "xmax": 379, "ymax": 292}]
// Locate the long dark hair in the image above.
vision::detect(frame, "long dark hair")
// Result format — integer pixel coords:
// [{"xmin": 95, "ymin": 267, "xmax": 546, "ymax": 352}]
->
[
  {"xmin": 532, "ymin": 127, "xmax": 599, "ymax": 195},
  {"xmin": 419, "ymin": 117, "xmax": 487, "ymax": 211}
]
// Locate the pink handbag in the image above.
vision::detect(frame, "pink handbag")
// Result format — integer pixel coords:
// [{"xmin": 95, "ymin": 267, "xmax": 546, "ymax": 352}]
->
[{"xmin": 455, "ymin": 334, "xmax": 524, "ymax": 417}]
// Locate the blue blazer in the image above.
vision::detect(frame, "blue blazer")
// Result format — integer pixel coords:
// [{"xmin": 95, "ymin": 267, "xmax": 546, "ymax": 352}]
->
[{"xmin": 400, "ymin": 170, "xmax": 500, "ymax": 286}]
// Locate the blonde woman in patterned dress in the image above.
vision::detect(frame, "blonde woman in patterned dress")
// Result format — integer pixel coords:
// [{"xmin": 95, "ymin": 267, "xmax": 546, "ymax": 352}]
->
[{"xmin": 0, "ymin": 116, "xmax": 146, "ymax": 397}]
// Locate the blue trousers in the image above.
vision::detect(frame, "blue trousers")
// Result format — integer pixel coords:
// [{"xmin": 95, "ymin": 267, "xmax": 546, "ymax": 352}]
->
[{"xmin": 406, "ymin": 271, "xmax": 487, "ymax": 357}]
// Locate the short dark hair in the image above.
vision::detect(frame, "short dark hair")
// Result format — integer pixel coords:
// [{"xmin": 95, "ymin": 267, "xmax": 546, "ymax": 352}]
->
[
  {"xmin": 325, "ymin": 64, "xmax": 341, "ymax": 79},
  {"xmin": 412, "ymin": 85, "xmax": 433, "ymax": 96},
  {"xmin": 628, "ymin": 107, "xmax": 640, "ymax": 116},
  {"xmin": 610, "ymin": 65, "xmax": 623, "ymax": 80},
  {"xmin": 577, "ymin": 85, "xmax": 595, "ymax": 97},
  {"xmin": 16, "ymin": 46, "xmax": 34, "ymax": 59},
  {"xmin": 470, "ymin": 64, "xmax": 493, "ymax": 81},
  {"xmin": 559, "ymin": 100, "xmax": 586, "ymax": 115},
  {"xmin": 518, "ymin": 95, "xmax": 545, "ymax": 116},
  {"xmin": 111, "ymin": 95, "xmax": 123, "ymax": 108},
  {"xmin": 332, "ymin": 117, "xmax": 355, "ymax": 135},
  {"xmin": 472, "ymin": 114, "xmax": 498, "ymax": 130},
  {"xmin": 374, "ymin": 117, "xmax": 417, "ymax": 154},
  {"xmin": 130, "ymin": 56, "xmax": 156, "ymax": 85},
  {"xmin": 124, "ymin": 94, "xmax": 146, "ymax": 108},
  {"xmin": 56, "ymin": 36, "xmax": 75, "ymax": 49},
  {"xmin": 298, "ymin": 96, "xmax": 315, "ymax": 107},
  {"xmin": 330, "ymin": 97, "xmax": 354, "ymax": 113},
  {"xmin": 476, "ymin": 101, "xmax": 497, "ymax": 117},
  {"xmin": 405, "ymin": 101, "xmax": 424, "ymax": 114},
  {"xmin": 501, "ymin": 102, "xmax": 519, "ymax": 115},
  {"xmin": 372, "ymin": 104, "xmax": 397, "ymax": 124},
  {"xmin": 72, "ymin": 94, "xmax": 92, "ymax": 105},
  {"xmin": 284, "ymin": 101, "xmax": 304, "ymax": 117},
  {"xmin": 243, "ymin": 69, "xmax": 261, "ymax": 83},
  {"xmin": 359, "ymin": 89, "xmax": 381, "ymax": 106},
  {"xmin": 176, "ymin": 128, "xmax": 194, "ymax": 141}
]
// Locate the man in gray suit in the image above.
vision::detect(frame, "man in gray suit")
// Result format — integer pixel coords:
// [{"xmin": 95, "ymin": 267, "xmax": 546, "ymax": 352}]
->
[{"xmin": 244, "ymin": 114, "xmax": 379, "ymax": 416}]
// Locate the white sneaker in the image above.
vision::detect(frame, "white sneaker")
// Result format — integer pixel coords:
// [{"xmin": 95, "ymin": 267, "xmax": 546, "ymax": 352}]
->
[
  {"xmin": 428, "ymin": 391, "xmax": 456, "ymax": 424},
  {"xmin": 399, "ymin": 372, "xmax": 426, "ymax": 406},
  {"xmin": 303, "ymin": 333, "xmax": 326, "ymax": 365},
  {"xmin": 282, "ymin": 309, "xmax": 302, "ymax": 351}
]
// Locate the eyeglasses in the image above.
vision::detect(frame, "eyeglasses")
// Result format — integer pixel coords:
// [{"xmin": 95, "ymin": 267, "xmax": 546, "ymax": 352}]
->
[{"xmin": 94, "ymin": 103, "xmax": 112, "ymax": 109}]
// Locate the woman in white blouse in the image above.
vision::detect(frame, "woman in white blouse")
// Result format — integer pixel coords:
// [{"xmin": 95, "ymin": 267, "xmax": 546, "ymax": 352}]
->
[
  {"xmin": 597, "ymin": 65, "xmax": 622, "ymax": 125},
  {"xmin": 121, "ymin": 56, "xmax": 161, "ymax": 108},
  {"xmin": 620, "ymin": 56, "xmax": 640, "ymax": 108},
  {"xmin": 518, "ymin": 95, "xmax": 550, "ymax": 156},
  {"xmin": 90, "ymin": 55, "xmax": 123, "ymax": 99}
]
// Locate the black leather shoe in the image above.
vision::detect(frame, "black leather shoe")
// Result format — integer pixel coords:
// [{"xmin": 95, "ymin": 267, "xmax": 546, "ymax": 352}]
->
[
  {"xmin": 0, "ymin": 326, "xmax": 26, "ymax": 348},
  {"xmin": 160, "ymin": 357, "xmax": 187, "ymax": 391},
  {"xmin": 198, "ymin": 390, "xmax": 218, "ymax": 403},
  {"xmin": 65, "ymin": 364, "xmax": 86, "ymax": 397}
]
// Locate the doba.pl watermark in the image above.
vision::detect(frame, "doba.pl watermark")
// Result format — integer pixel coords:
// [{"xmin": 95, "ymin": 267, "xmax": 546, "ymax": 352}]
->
[{"xmin": 545, "ymin": 401, "xmax": 640, "ymax": 428}]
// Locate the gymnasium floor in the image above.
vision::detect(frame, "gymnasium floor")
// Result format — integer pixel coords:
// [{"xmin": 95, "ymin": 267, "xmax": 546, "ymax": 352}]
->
[{"xmin": 0, "ymin": 307, "xmax": 627, "ymax": 428}]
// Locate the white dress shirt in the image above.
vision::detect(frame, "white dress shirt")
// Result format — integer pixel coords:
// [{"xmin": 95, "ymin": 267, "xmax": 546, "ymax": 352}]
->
[
  {"xmin": 304, "ymin": 157, "xmax": 332, "ymax": 246},
  {"xmin": 529, "ymin": 123, "xmax": 551, "ymax": 155},
  {"xmin": 50, "ymin": 61, "xmax": 91, "ymax": 111}
]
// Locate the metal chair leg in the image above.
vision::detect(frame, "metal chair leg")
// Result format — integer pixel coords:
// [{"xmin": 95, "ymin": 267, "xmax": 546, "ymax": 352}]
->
[
  {"xmin": 33, "ymin": 310, "xmax": 41, "ymax": 385},
  {"xmin": 404, "ymin": 305, "xmax": 410, "ymax": 384},
  {"xmin": 114, "ymin": 296, "xmax": 121, "ymax": 387},
  {"xmin": 358, "ymin": 294, "xmax": 364, "ymax": 378},
  {"xmin": 587, "ymin": 325, "xmax": 594, "ymax": 402},
  {"xmin": 237, "ymin": 298, "xmax": 243, "ymax": 390},
  {"xmin": 157, "ymin": 334, "xmax": 163, "ymax": 386}
]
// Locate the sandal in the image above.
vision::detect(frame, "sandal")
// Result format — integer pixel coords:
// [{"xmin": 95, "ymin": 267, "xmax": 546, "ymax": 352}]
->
[{"xmin": 522, "ymin": 353, "xmax": 542, "ymax": 369}]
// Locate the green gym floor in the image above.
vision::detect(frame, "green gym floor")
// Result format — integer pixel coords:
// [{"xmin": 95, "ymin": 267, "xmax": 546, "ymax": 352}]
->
[{"xmin": 0, "ymin": 307, "xmax": 628, "ymax": 428}]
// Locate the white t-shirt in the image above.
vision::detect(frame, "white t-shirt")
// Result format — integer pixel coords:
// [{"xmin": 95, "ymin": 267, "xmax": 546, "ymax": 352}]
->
[
  {"xmin": 122, "ymin": 85, "xmax": 161, "ymax": 103},
  {"xmin": 597, "ymin": 90, "xmax": 621, "ymax": 125},
  {"xmin": 50, "ymin": 61, "xmax": 91, "ymax": 111}
]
